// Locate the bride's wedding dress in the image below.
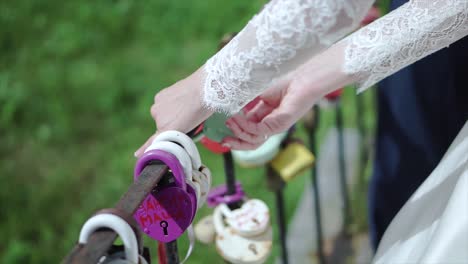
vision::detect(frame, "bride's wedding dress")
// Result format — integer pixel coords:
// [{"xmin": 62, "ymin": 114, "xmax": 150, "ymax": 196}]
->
[
  {"xmin": 374, "ymin": 122, "xmax": 468, "ymax": 263},
  {"xmin": 201, "ymin": 0, "xmax": 468, "ymax": 114}
]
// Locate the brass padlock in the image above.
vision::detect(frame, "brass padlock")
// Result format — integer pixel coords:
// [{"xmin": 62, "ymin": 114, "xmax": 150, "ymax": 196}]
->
[{"xmin": 269, "ymin": 141, "xmax": 315, "ymax": 183}]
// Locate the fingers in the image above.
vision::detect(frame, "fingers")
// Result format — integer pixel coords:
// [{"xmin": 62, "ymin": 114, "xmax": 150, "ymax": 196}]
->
[
  {"xmin": 221, "ymin": 136, "xmax": 265, "ymax": 150},
  {"xmin": 237, "ymin": 105, "xmax": 293, "ymax": 136},
  {"xmin": 260, "ymin": 108, "xmax": 295, "ymax": 134},
  {"xmin": 223, "ymin": 90, "xmax": 303, "ymax": 150},
  {"xmin": 223, "ymin": 112, "xmax": 286, "ymax": 150},
  {"xmin": 244, "ymin": 100, "xmax": 274, "ymax": 122},
  {"xmin": 226, "ymin": 116, "xmax": 267, "ymax": 145}
]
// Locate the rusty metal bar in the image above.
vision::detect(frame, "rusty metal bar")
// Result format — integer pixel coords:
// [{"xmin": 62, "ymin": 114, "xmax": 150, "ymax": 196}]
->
[{"xmin": 62, "ymin": 163, "xmax": 168, "ymax": 264}]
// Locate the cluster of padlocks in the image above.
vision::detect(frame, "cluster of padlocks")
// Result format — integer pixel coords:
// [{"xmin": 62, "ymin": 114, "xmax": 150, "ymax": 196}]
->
[
  {"xmin": 198, "ymin": 189, "xmax": 273, "ymax": 263},
  {"xmin": 72, "ymin": 114, "xmax": 319, "ymax": 264},
  {"xmin": 190, "ymin": 100, "xmax": 316, "ymax": 263},
  {"xmin": 134, "ymin": 131, "xmax": 211, "ymax": 244},
  {"xmin": 66, "ymin": 16, "xmax": 380, "ymax": 260},
  {"xmin": 71, "ymin": 92, "xmax": 349, "ymax": 264},
  {"xmin": 74, "ymin": 131, "xmax": 212, "ymax": 263},
  {"xmin": 73, "ymin": 79, "xmax": 353, "ymax": 264}
]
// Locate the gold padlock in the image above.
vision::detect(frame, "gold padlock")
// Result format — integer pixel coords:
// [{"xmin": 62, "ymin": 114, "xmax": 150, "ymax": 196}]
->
[{"xmin": 269, "ymin": 142, "xmax": 315, "ymax": 182}]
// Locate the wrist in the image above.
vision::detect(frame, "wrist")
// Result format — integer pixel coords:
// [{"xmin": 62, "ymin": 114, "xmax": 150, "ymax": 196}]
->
[
  {"xmin": 196, "ymin": 66, "xmax": 215, "ymax": 114},
  {"xmin": 292, "ymin": 41, "xmax": 356, "ymax": 101},
  {"xmin": 179, "ymin": 66, "xmax": 214, "ymax": 127}
]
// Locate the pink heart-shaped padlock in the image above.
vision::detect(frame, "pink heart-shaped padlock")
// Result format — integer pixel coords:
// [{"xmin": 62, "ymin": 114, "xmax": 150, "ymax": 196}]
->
[{"xmin": 134, "ymin": 150, "xmax": 195, "ymax": 242}]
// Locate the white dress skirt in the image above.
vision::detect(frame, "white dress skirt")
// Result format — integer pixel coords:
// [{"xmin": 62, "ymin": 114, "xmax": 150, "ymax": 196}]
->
[{"xmin": 374, "ymin": 121, "xmax": 468, "ymax": 263}]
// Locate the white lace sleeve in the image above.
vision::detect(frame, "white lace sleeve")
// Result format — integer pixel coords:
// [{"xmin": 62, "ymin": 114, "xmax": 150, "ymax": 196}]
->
[
  {"xmin": 203, "ymin": 0, "xmax": 375, "ymax": 114},
  {"xmin": 344, "ymin": 0, "xmax": 468, "ymax": 92}
]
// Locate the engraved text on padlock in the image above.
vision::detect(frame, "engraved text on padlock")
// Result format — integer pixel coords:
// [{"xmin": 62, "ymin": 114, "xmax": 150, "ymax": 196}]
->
[{"xmin": 134, "ymin": 187, "xmax": 193, "ymax": 242}]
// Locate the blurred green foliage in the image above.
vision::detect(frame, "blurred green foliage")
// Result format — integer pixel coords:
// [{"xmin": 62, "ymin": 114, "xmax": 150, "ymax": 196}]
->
[
  {"xmin": 0, "ymin": 1, "xmax": 264, "ymax": 262},
  {"xmin": 0, "ymin": 1, "xmax": 383, "ymax": 263},
  {"xmin": 0, "ymin": 0, "xmax": 264, "ymax": 140}
]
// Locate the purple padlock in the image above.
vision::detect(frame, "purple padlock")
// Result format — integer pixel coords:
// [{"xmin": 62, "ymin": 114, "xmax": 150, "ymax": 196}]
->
[
  {"xmin": 206, "ymin": 182, "xmax": 245, "ymax": 208},
  {"xmin": 136, "ymin": 148, "xmax": 199, "ymax": 220},
  {"xmin": 134, "ymin": 149, "xmax": 196, "ymax": 242}
]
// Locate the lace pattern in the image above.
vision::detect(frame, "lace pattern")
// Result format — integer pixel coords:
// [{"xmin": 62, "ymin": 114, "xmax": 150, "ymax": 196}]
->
[
  {"xmin": 344, "ymin": 0, "xmax": 468, "ymax": 92},
  {"xmin": 203, "ymin": 0, "xmax": 374, "ymax": 114}
]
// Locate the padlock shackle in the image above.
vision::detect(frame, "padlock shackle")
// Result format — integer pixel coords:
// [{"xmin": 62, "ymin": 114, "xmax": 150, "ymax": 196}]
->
[
  {"xmin": 145, "ymin": 141, "xmax": 193, "ymax": 182},
  {"xmin": 153, "ymin": 131, "xmax": 202, "ymax": 170},
  {"xmin": 186, "ymin": 123, "xmax": 205, "ymax": 142},
  {"xmin": 78, "ymin": 214, "xmax": 140, "ymax": 264},
  {"xmin": 212, "ymin": 205, "xmax": 226, "ymax": 236},
  {"xmin": 135, "ymin": 150, "xmax": 187, "ymax": 190},
  {"xmin": 218, "ymin": 203, "xmax": 234, "ymax": 218},
  {"xmin": 94, "ymin": 208, "xmax": 144, "ymax": 254}
]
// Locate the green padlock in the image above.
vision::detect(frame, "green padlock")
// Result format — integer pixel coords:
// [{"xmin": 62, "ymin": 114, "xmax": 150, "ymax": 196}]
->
[{"xmin": 203, "ymin": 112, "xmax": 234, "ymax": 142}]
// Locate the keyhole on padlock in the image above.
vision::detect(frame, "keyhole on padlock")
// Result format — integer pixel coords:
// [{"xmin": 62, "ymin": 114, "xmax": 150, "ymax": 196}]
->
[
  {"xmin": 160, "ymin": 220, "xmax": 169, "ymax": 236},
  {"xmin": 248, "ymin": 243, "xmax": 258, "ymax": 255}
]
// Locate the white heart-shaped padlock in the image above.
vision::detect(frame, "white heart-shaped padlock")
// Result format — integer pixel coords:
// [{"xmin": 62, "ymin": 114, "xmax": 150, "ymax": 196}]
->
[
  {"xmin": 213, "ymin": 204, "xmax": 273, "ymax": 264},
  {"xmin": 218, "ymin": 199, "xmax": 270, "ymax": 237}
]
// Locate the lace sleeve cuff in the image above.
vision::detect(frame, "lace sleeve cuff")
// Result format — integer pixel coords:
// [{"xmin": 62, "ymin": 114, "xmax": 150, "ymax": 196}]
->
[{"xmin": 343, "ymin": 0, "xmax": 468, "ymax": 93}]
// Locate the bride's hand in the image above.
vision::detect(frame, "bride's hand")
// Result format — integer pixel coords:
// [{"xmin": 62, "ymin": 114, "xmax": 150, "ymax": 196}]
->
[
  {"xmin": 134, "ymin": 67, "xmax": 213, "ymax": 157},
  {"xmin": 221, "ymin": 76, "xmax": 315, "ymax": 150},
  {"xmin": 222, "ymin": 42, "xmax": 353, "ymax": 150}
]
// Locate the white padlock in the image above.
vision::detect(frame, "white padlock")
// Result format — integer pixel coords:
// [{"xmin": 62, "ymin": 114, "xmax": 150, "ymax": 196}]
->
[
  {"xmin": 214, "ymin": 204, "xmax": 273, "ymax": 264},
  {"xmin": 218, "ymin": 199, "xmax": 270, "ymax": 237},
  {"xmin": 145, "ymin": 140, "xmax": 193, "ymax": 180},
  {"xmin": 78, "ymin": 214, "xmax": 148, "ymax": 264},
  {"xmin": 146, "ymin": 140, "xmax": 202, "ymax": 204},
  {"xmin": 153, "ymin": 130, "xmax": 202, "ymax": 169},
  {"xmin": 192, "ymin": 166, "xmax": 211, "ymax": 208},
  {"xmin": 194, "ymin": 214, "xmax": 216, "ymax": 244},
  {"xmin": 153, "ymin": 131, "xmax": 211, "ymax": 208}
]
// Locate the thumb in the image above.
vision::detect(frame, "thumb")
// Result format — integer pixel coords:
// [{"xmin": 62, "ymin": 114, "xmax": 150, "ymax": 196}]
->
[
  {"xmin": 258, "ymin": 77, "xmax": 290, "ymax": 107},
  {"xmin": 260, "ymin": 92, "xmax": 307, "ymax": 135},
  {"xmin": 244, "ymin": 77, "xmax": 290, "ymax": 123}
]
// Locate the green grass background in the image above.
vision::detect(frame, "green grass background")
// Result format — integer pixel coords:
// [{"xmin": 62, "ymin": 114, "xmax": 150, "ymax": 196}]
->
[{"xmin": 0, "ymin": 1, "xmax": 389, "ymax": 263}]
